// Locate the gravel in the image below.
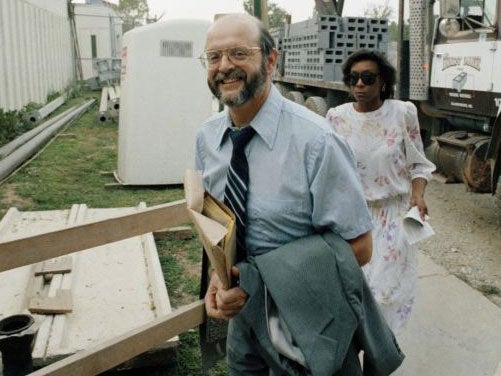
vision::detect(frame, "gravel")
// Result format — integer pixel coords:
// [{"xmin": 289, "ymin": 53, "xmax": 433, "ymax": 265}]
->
[{"xmin": 418, "ymin": 177, "xmax": 501, "ymax": 307}]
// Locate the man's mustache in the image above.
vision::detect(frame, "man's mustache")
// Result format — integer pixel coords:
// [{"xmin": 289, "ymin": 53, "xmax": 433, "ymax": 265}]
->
[{"xmin": 213, "ymin": 69, "xmax": 246, "ymax": 84}]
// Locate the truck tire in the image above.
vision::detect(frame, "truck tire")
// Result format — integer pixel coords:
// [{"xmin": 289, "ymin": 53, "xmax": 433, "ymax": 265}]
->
[
  {"xmin": 305, "ymin": 96, "xmax": 328, "ymax": 116},
  {"xmin": 285, "ymin": 91, "xmax": 305, "ymax": 105}
]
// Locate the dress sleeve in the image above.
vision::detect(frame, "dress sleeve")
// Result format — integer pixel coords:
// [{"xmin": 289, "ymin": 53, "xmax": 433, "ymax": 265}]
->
[
  {"xmin": 325, "ymin": 107, "xmax": 342, "ymax": 131},
  {"xmin": 402, "ymin": 101, "xmax": 436, "ymax": 181},
  {"xmin": 325, "ymin": 107, "xmax": 337, "ymax": 123}
]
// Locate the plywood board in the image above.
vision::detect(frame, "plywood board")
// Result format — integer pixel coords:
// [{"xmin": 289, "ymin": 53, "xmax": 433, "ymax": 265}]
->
[{"xmin": 0, "ymin": 203, "xmax": 177, "ymax": 369}]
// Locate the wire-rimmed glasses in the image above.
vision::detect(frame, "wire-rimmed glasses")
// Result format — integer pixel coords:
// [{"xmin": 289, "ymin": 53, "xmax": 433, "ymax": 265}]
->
[{"xmin": 199, "ymin": 46, "xmax": 262, "ymax": 69}]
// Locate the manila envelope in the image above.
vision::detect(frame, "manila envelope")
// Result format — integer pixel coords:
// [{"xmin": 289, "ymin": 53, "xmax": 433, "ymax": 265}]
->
[{"xmin": 184, "ymin": 169, "xmax": 236, "ymax": 289}]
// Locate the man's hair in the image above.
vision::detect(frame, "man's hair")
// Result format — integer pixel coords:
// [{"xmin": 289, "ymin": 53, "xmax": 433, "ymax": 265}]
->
[
  {"xmin": 258, "ymin": 22, "xmax": 276, "ymax": 58},
  {"xmin": 342, "ymin": 49, "xmax": 396, "ymax": 100}
]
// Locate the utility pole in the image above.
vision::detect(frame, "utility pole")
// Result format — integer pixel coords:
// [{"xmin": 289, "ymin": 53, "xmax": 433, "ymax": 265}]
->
[
  {"xmin": 253, "ymin": 0, "xmax": 268, "ymax": 28},
  {"xmin": 397, "ymin": 0, "xmax": 404, "ymax": 99},
  {"xmin": 67, "ymin": 0, "xmax": 83, "ymax": 81}
]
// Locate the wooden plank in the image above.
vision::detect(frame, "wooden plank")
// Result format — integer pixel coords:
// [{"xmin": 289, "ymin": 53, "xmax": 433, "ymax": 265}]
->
[
  {"xmin": 46, "ymin": 273, "xmax": 73, "ymax": 358},
  {"xmin": 153, "ymin": 225, "xmax": 193, "ymax": 241},
  {"xmin": 138, "ymin": 203, "xmax": 173, "ymax": 317},
  {"xmin": 0, "ymin": 199, "xmax": 189, "ymax": 273},
  {"xmin": 99, "ymin": 171, "xmax": 115, "ymax": 177},
  {"xmin": 35, "ymin": 257, "xmax": 73, "ymax": 276},
  {"xmin": 32, "ymin": 315, "xmax": 55, "ymax": 360},
  {"xmin": 29, "ymin": 299, "xmax": 206, "ymax": 376},
  {"xmin": 32, "ymin": 205, "xmax": 82, "ymax": 363},
  {"xmin": 30, "ymin": 266, "xmax": 55, "ymax": 360},
  {"xmin": 29, "ymin": 289, "xmax": 73, "ymax": 314},
  {"xmin": 0, "ymin": 207, "xmax": 20, "ymax": 235}
]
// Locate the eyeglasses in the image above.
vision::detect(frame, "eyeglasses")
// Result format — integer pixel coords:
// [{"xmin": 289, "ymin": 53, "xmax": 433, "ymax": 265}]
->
[
  {"xmin": 348, "ymin": 71, "xmax": 379, "ymax": 86},
  {"xmin": 199, "ymin": 46, "xmax": 262, "ymax": 69}
]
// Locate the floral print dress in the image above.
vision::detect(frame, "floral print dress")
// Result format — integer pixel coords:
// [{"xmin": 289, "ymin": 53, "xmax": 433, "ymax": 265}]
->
[{"xmin": 326, "ymin": 99, "xmax": 436, "ymax": 335}]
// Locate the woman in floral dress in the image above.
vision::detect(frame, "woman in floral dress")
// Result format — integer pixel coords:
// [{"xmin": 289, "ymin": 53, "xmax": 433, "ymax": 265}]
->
[{"xmin": 326, "ymin": 50, "xmax": 436, "ymax": 335}]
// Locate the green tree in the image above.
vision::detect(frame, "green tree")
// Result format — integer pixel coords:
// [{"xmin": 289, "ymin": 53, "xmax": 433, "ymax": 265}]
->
[
  {"xmin": 243, "ymin": 0, "xmax": 290, "ymax": 28},
  {"xmin": 390, "ymin": 20, "xmax": 409, "ymax": 41},
  {"xmin": 364, "ymin": 0, "xmax": 394, "ymax": 19},
  {"xmin": 111, "ymin": 0, "xmax": 149, "ymax": 32}
]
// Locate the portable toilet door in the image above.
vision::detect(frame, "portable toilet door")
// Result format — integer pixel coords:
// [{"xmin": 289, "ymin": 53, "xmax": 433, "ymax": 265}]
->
[{"xmin": 117, "ymin": 19, "xmax": 212, "ymax": 185}]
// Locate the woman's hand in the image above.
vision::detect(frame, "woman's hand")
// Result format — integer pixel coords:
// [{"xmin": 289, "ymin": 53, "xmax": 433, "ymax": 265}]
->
[
  {"xmin": 411, "ymin": 194, "xmax": 428, "ymax": 220},
  {"xmin": 411, "ymin": 177, "xmax": 428, "ymax": 220},
  {"xmin": 204, "ymin": 266, "xmax": 247, "ymax": 320}
]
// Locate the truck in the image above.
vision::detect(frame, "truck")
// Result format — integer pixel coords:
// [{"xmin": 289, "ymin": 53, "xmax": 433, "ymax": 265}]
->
[{"xmin": 269, "ymin": 0, "xmax": 501, "ymax": 195}]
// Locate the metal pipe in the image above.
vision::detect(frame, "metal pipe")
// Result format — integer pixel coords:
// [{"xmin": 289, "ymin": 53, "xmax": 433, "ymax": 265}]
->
[
  {"xmin": 107, "ymin": 86, "xmax": 119, "ymax": 110},
  {"xmin": 97, "ymin": 87, "xmax": 109, "ymax": 123},
  {"xmin": 27, "ymin": 96, "xmax": 65, "ymax": 123},
  {"xmin": 0, "ymin": 106, "xmax": 79, "ymax": 158},
  {"xmin": 0, "ymin": 99, "xmax": 95, "ymax": 183},
  {"xmin": 99, "ymin": 87, "xmax": 108, "ymax": 113}
]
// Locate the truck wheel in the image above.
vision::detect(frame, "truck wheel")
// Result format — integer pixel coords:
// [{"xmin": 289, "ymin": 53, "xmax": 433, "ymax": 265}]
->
[
  {"xmin": 305, "ymin": 96, "xmax": 328, "ymax": 116},
  {"xmin": 285, "ymin": 91, "xmax": 305, "ymax": 105}
]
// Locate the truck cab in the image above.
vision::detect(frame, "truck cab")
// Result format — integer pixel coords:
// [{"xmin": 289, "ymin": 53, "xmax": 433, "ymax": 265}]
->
[{"xmin": 410, "ymin": 0, "xmax": 501, "ymax": 193}]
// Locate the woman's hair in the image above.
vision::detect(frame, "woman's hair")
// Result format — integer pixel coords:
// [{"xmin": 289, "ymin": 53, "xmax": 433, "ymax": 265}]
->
[{"xmin": 342, "ymin": 49, "xmax": 396, "ymax": 100}]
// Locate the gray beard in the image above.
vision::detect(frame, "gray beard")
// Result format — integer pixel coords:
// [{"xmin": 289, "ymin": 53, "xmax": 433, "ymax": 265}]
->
[{"xmin": 208, "ymin": 60, "xmax": 267, "ymax": 107}]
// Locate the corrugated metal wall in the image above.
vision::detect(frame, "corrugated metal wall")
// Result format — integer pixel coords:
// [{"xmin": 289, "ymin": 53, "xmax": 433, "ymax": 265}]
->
[{"xmin": 0, "ymin": 0, "xmax": 75, "ymax": 111}]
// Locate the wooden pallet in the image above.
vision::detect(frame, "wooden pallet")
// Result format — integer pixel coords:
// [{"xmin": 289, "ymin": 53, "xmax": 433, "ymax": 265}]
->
[{"xmin": 0, "ymin": 202, "xmax": 191, "ymax": 372}]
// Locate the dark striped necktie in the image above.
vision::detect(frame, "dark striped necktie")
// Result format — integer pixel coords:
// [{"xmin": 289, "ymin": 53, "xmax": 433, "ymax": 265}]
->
[{"xmin": 224, "ymin": 126, "xmax": 256, "ymax": 263}]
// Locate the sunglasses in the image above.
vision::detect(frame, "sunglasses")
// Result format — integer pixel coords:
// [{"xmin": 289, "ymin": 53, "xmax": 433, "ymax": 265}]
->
[{"xmin": 348, "ymin": 71, "xmax": 379, "ymax": 86}]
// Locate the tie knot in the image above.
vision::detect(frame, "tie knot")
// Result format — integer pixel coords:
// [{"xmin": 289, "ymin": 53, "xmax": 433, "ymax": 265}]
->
[{"xmin": 229, "ymin": 126, "xmax": 256, "ymax": 150}]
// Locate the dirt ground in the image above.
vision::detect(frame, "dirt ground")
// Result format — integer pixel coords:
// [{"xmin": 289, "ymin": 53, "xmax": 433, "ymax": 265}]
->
[{"xmin": 419, "ymin": 177, "xmax": 501, "ymax": 307}]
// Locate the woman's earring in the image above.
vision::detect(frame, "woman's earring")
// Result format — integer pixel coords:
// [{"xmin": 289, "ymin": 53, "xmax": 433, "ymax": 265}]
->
[{"xmin": 382, "ymin": 83, "xmax": 386, "ymax": 93}]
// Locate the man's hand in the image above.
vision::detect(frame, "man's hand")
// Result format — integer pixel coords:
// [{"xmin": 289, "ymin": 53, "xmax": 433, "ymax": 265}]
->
[
  {"xmin": 205, "ymin": 266, "xmax": 247, "ymax": 320},
  {"xmin": 348, "ymin": 230, "xmax": 373, "ymax": 266}
]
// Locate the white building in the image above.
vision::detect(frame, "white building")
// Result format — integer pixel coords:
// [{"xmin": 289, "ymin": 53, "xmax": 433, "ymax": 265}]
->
[
  {"xmin": 0, "ymin": 0, "xmax": 123, "ymax": 111},
  {"xmin": 0, "ymin": 0, "xmax": 75, "ymax": 110},
  {"xmin": 73, "ymin": 0, "xmax": 123, "ymax": 80}
]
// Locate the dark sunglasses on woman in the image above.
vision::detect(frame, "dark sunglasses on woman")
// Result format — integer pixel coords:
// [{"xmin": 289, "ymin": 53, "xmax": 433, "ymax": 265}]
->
[{"xmin": 348, "ymin": 71, "xmax": 379, "ymax": 86}]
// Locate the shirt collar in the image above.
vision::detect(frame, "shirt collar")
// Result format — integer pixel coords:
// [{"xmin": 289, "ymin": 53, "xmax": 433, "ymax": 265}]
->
[
  {"xmin": 250, "ymin": 85, "xmax": 282, "ymax": 150},
  {"xmin": 214, "ymin": 85, "xmax": 283, "ymax": 151}
]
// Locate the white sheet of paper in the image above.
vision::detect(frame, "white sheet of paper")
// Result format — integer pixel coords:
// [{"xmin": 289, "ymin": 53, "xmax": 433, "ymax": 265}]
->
[{"xmin": 403, "ymin": 206, "xmax": 435, "ymax": 245}]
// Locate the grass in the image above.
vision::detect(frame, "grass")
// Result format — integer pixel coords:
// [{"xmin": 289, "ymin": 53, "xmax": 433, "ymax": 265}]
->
[{"xmin": 0, "ymin": 89, "xmax": 228, "ymax": 375}]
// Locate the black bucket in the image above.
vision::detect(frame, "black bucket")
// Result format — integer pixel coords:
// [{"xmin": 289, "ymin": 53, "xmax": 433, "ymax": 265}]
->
[{"xmin": 0, "ymin": 314, "xmax": 37, "ymax": 376}]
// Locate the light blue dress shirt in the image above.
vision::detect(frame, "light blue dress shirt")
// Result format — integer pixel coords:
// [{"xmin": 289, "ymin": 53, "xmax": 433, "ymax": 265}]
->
[{"xmin": 195, "ymin": 86, "xmax": 373, "ymax": 256}]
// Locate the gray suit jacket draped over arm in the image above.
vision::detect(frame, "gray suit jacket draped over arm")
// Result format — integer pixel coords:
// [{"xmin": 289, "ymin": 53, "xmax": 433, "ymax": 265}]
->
[{"xmin": 238, "ymin": 232, "xmax": 405, "ymax": 376}]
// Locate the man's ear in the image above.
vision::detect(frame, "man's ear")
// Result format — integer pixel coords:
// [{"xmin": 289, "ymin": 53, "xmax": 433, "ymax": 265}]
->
[{"xmin": 266, "ymin": 48, "xmax": 279, "ymax": 75}]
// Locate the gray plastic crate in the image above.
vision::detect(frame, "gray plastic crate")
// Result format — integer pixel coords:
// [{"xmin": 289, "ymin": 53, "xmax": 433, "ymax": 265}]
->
[
  {"xmin": 343, "ymin": 17, "xmax": 368, "ymax": 33},
  {"xmin": 276, "ymin": 15, "xmax": 391, "ymax": 82}
]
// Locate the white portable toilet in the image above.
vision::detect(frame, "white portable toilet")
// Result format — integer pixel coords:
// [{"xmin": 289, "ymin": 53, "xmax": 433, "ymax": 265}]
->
[{"xmin": 117, "ymin": 19, "xmax": 213, "ymax": 185}]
